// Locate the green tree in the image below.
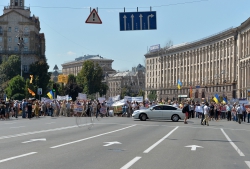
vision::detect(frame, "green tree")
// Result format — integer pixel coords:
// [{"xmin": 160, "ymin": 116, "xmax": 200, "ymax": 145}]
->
[
  {"xmin": 137, "ymin": 89, "xmax": 145, "ymax": 97},
  {"xmin": 67, "ymin": 74, "xmax": 76, "ymax": 84},
  {"xmin": 64, "ymin": 83, "xmax": 82, "ymax": 101},
  {"xmin": 0, "ymin": 55, "xmax": 21, "ymax": 82},
  {"xmin": 76, "ymin": 60, "xmax": 103, "ymax": 95},
  {"xmin": 147, "ymin": 90, "xmax": 157, "ymax": 101},
  {"xmin": 29, "ymin": 61, "xmax": 51, "ymax": 97},
  {"xmin": 99, "ymin": 83, "xmax": 109, "ymax": 97},
  {"xmin": 5, "ymin": 75, "xmax": 25, "ymax": 100}
]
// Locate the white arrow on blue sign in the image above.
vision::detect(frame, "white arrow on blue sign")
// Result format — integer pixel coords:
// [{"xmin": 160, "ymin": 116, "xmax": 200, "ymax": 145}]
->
[{"xmin": 119, "ymin": 11, "xmax": 157, "ymax": 31}]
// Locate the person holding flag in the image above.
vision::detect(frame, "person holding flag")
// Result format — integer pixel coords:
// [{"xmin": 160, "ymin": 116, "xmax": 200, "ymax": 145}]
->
[{"xmin": 47, "ymin": 90, "xmax": 54, "ymax": 99}]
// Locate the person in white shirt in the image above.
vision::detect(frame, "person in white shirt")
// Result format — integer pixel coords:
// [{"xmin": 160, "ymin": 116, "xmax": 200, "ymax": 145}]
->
[
  {"xmin": 236, "ymin": 104, "xmax": 242, "ymax": 124},
  {"xmin": 202, "ymin": 102, "xmax": 210, "ymax": 126}
]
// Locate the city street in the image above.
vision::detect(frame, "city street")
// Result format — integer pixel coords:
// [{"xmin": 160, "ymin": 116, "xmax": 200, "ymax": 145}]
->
[{"xmin": 0, "ymin": 116, "xmax": 250, "ymax": 169}]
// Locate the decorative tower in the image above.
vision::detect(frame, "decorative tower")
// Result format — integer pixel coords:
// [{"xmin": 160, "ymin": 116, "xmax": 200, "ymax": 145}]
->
[
  {"xmin": 10, "ymin": 0, "xmax": 25, "ymax": 8},
  {"xmin": 4, "ymin": 0, "xmax": 30, "ymax": 17}
]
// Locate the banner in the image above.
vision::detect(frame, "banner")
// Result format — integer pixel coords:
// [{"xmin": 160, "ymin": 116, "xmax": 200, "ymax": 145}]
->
[
  {"xmin": 124, "ymin": 96, "xmax": 143, "ymax": 102},
  {"xmin": 111, "ymin": 95, "xmax": 120, "ymax": 102},
  {"xmin": 57, "ymin": 95, "xmax": 67, "ymax": 101},
  {"xmin": 132, "ymin": 96, "xmax": 143, "ymax": 102},
  {"xmin": 74, "ymin": 105, "xmax": 83, "ymax": 112},
  {"xmin": 100, "ymin": 105, "xmax": 107, "ymax": 114},
  {"xmin": 41, "ymin": 97, "xmax": 52, "ymax": 103},
  {"xmin": 98, "ymin": 97, "xmax": 106, "ymax": 103},
  {"xmin": 124, "ymin": 96, "xmax": 132, "ymax": 102},
  {"xmin": 78, "ymin": 93, "xmax": 87, "ymax": 100}
]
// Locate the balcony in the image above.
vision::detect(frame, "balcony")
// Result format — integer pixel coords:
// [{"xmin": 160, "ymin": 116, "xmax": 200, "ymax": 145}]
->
[
  {"xmin": 0, "ymin": 50, "xmax": 40, "ymax": 55},
  {"xmin": 4, "ymin": 6, "xmax": 30, "ymax": 11}
]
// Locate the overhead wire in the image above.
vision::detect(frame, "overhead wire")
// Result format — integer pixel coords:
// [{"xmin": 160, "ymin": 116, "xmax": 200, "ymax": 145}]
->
[{"xmin": 0, "ymin": 0, "xmax": 209, "ymax": 64}]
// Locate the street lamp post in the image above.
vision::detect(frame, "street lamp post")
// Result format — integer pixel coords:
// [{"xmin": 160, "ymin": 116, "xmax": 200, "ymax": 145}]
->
[{"xmin": 17, "ymin": 31, "xmax": 24, "ymax": 77}]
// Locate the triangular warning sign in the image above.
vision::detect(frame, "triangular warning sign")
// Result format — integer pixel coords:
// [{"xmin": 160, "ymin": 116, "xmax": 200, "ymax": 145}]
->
[{"xmin": 85, "ymin": 9, "xmax": 102, "ymax": 24}]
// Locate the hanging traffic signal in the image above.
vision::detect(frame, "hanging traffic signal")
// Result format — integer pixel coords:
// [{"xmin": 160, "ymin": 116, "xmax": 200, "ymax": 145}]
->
[
  {"xmin": 52, "ymin": 83, "xmax": 56, "ymax": 92},
  {"xmin": 30, "ymin": 75, "xmax": 33, "ymax": 83}
]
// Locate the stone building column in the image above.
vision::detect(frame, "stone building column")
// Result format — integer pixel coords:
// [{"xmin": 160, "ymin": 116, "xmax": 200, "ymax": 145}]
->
[{"xmin": 237, "ymin": 33, "xmax": 242, "ymax": 98}]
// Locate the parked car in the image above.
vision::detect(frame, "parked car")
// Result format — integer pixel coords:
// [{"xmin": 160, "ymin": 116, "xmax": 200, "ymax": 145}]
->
[{"xmin": 132, "ymin": 104, "xmax": 184, "ymax": 122}]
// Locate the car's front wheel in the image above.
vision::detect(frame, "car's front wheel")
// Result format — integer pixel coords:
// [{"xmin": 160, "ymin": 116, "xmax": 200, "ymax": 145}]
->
[
  {"xmin": 140, "ymin": 114, "xmax": 147, "ymax": 121},
  {"xmin": 171, "ymin": 114, "xmax": 179, "ymax": 122}
]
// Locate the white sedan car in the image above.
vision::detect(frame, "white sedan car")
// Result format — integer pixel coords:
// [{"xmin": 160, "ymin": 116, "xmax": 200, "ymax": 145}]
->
[{"xmin": 132, "ymin": 105, "xmax": 185, "ymax": 122}]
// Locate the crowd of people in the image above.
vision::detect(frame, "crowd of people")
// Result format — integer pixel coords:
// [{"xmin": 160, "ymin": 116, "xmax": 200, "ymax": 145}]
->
[
  {"xmin": 0, "ymin": 99, "xmax": 111, "ymax": 120},
  {"xmin": 1, "ymin": 98, "xmax": 250, "ymax": 125},
  {"xmin": 179, "ymin": 100, "xmax": 250, "ymax": 125}
]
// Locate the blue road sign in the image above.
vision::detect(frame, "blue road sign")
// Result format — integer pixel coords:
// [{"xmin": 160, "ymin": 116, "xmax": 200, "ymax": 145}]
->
[{"xmin": 119, "ymin": 11, "xmax": 157, "ymax": 31}]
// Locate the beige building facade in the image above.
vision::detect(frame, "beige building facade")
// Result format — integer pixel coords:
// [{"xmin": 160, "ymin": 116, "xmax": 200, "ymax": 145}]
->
[
  {"xmin": 61, "ymin": 55, "xmax": 116, "ymax": 76},
  {"xmin": 106, "ymin": 64, "xmax": 145, "ymax": 98},
  {"xmin": 0, "ymin": 0, "xmax": 46, "ymax": 74},
  {"xmin": 145, "ymin": 17, "xmax": 250, "ymax": 101}
]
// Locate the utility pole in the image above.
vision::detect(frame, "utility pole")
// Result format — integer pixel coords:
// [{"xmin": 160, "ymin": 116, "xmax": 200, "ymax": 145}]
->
[{"xmin": 17, "ymin": 31, "xmax": 24, "ymax": 77}]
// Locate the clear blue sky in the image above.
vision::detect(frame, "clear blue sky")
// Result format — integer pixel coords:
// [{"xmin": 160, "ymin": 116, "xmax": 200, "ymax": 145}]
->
[{"xmin": 1, "ymin": 0, "xmax": 250, "ymax": 72}]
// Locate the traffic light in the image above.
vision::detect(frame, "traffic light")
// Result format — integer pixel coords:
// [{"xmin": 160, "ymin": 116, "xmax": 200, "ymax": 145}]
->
[
  {"xmin": 52, "ymin": 83, "xmax": 56, "ymax": 92},
  {"xmin": 30, "ymin": 75, "xmax": 33, "ymax": 83}
]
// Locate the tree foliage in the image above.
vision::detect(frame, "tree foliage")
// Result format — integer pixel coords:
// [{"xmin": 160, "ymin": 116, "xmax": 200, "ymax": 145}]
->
[
  {"xmin": 5, "ymin": 75, "xmax": 25, "ymax": 100},
  {"xmin": 0, "ymin": 55, "xmax": 21, "ymax": 82},
  {"xmin": 99, "ymin": 83, "xmax": 109, "ymax": 97},
  {"xmin": 29, "ymin": 61, "xmax": 51, "ymax": 97},
  {"xmin": 64, "ymin": 83, "xmax": 82, "ymax": 101},
  {"xmin": 137, "ymin": 89, "xmax": 145, "ymax": 97},
  {"xmin": 76, "ymin": 60, "xmax": 103, "ymax": 95},
  {"xmin": 67, "ymin": 74, "xmax": 76, "ymax": 84},
  {"xmin": 147, "ymin": 90, "xmax": 157, "ymax": 101}
]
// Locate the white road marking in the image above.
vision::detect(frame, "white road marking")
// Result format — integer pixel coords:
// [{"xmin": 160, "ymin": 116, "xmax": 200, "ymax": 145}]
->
[
  {"xmin": 185, "ymin": 145, "xmax": 203, "ymax": 151},
  {"xmin": 0, "ymin": 152, "xmax": 37, "ymax": 163},
  {"xmin": 0, "ymin": 125, "xmax": 81, "ymax": 140},
  {"xmin": 22, "ymin": 138, "xmax": 46, "ymax": 143},
  {"xmin": 245, "ymin": 161, "xmax": 250, "ymax": 168},
  {"xmin": 46, "ymin": 122, "xmax": 56, "ymax": 124},
  {"xmin": 103, "ymin": 141, "xmax": 121, "ymax": 146},
  {"xmin": 221, "ymin": 128, "xmax": 245, "ymax": 156},
  {"xmin": 143, "ymin": 126, "xmax": 179, "ymax": 153},
  {"xmin": 120, "ymin": 156, "xmax": 141, "ymax": 169},
  {"xmin": 4, "ymin": 122, "xmax": 16, "ymax": 125},
  {"xmin": 50, "ymin": 125, "xmax": 136, "ymax": 149},
  {"xmin": 10, "ymin": 126, "xmax": 25, "ymax": 129}
]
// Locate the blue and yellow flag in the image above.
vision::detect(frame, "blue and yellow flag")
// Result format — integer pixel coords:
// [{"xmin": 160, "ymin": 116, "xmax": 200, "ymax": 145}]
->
[
  {"xmin": 47, "ymin": 90, "xmax": 54, "ymax": 99},
  {"xmin": 177, "ymin": 79, "xmax": 182, "ymax": 89},
  {"xmin": 222, "ymin": 97, "xmax": 227, "ymax": 104},
  {"xmin": 213, "ymin": 94, "xmax": 219, "ymax": 103}
]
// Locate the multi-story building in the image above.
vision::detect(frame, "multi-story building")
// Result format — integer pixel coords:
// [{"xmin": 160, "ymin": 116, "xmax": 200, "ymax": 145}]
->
[
  {"xmin": 0, "ymin": 0, "xmax": 46, "ymax": 74},
  {"xmin": 106, "ymin": 64, "xmax": 145, "ymax": 98},
  {"xmin": 145, "ymin": 17, "xmax": 250, "ymax": 101},
  {"xmin": 61, "ymin": 54, "xmax": 116, "ymax": 76}
]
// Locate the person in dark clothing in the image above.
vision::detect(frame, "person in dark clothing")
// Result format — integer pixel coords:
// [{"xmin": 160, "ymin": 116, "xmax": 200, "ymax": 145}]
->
[{"xmin": 27, "ymin": 100, "xmax": 33, "ymax": 119}]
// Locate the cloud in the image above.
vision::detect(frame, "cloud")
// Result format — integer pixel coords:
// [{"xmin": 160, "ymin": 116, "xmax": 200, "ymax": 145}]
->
[{"xmin": 67, "ymin": 51, "xmax": 76, "ymax": 56}]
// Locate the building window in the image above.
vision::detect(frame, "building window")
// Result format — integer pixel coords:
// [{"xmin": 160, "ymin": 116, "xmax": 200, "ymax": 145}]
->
[
  {"xmin": 24, "ymin": 27, "xmax": 29, "ymax": 33},
  {"xmin": 24, "ymin": 46, "xmax": 28, "ymax": 51},
  {"xmin": 0, "ymin": 37, "xmax": 2, "ymax": 42},
  {"xmin": 15, "ymin": 0, "xmax": 18, "ymax": 6},
  {"xmin": 8, "ymin": 27, "xmax": 11, "ymax": 32},
  {"xmin": 15, "ymin": 37, "xmax": 18, "ymax": 43},
  {"xmin": 8, "ymin": 47, "xmax": 11, "ymax": 51},
  {"xmin": 15, "ymin": 27, "xmax": 18, "ymax": 32},
  {"xmin": 8, "ymin": 37, "xmax": 12, "ymax": 42},
  {"xmin": 0, "ymin": 26, "xmax": 2, "ymax": 34},
  {"xmin": 23, "ymin": 65, "xmax": 28, "ymax": 72},
  {"xmin": 14, "ymin": 46, "xmax": 18, "ymax": 51},
  {"xmin": 24, "ymin": 38, "xmax": 29, "ymax": 43},
  {"xmin": 0, "ymin": 46, "xmax": 2, "ymax": 51}
]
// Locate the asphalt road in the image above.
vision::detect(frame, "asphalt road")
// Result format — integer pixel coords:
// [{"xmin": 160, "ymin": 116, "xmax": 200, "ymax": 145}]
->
[{"xmin": 0, "ymin": 116, "xmax": 250, "ymax": 169}]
